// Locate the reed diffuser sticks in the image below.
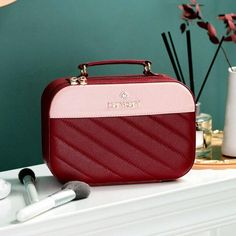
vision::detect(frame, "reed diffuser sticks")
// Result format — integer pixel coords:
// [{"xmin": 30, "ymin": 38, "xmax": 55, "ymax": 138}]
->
[
  {"xmin": 161, "ymin": 32, "xmax": 182, "ymax": 83},
  {"xmin": 167, "ymin": 32, "xmax": 186, "ymax": 84},
  {"xmin": 196, "ymin": 36, "xmax": 225, "ymax": 102},
  {"xmin": 162, "ymin": 30, "xmax": 225, "ymax": 102},
  {"xmin": 186, "ymin": 30, "xmax": 195, "ymax": 97}
]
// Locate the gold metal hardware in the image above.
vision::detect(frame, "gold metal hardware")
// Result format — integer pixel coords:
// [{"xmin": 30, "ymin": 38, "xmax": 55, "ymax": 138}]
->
[
  {"xmin": 69, "ymin": 76, "xmax": 87, "ymax": 86},
  {"xmin": 78, "ymin": 76, "xmax": 87, "ymax": 85},
  {"xmin": 80, "ymin": 65, "xmax": 87, "ymax": 76},
  {"xmin": 144, "ymin": 62, "xmax": 152, "ymax": 74},
  {"xmin": 69, "ymin": 77, "xmax": 79, "ymax": 85}
]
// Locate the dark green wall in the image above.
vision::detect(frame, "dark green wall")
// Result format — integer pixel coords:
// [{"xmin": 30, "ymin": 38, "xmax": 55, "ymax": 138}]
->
[{"xmin": 0, "ymin": 0, "xmax": 235, "ymax": 171}]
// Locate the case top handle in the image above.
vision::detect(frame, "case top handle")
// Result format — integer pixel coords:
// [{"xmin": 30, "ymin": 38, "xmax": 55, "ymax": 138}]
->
[{"xmin": 78, "ymin": 60, "xmax": 153, "ymax": 77}]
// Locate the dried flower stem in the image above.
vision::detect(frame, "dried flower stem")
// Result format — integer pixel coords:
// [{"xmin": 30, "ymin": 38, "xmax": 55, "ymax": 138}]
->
[
  {"xmin": 220, "ymin": 46, "xmax": 233, "ymax": 71},
  {"xmin": 196, "ymin": 36, "xmax": 225, "ymax": 103}
]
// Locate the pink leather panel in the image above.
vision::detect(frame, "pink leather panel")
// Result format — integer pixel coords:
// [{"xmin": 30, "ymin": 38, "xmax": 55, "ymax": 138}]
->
[{"xmin": 50, "ymin": 82, "xmax": 195, "ymax": 118}]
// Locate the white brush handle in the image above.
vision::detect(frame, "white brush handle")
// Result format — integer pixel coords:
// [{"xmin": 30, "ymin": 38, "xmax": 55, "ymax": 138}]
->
[
  {"xmin": 16, "ymin": 197, "xmax": 55, "ymax": 222},
  {"xmin": 23, "ymin": 175, "xmax": 39, "ymax": 203},
  {"xmin": 16, "ymin": 189, "xmax": 75, "ymax": 222}
]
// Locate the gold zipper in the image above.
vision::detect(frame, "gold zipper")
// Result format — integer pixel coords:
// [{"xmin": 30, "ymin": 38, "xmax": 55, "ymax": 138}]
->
[
  {"xmin": 78, "ymin": 76, "xmax": 87, "ymax": 85},
  {"xmin": 69, "ymin": 76, "xmax": 87, "ymax": 86}
]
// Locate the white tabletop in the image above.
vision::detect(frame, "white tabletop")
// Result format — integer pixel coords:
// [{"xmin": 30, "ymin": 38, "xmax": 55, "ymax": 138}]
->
[{"xmin": 1, "ymin": 164, "xmax": 236, "ymax": 236}]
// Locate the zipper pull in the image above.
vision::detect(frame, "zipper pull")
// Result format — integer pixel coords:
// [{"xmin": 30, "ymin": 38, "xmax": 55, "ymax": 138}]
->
[
  {"xmin": 69, "ymin": 77, "xmax": 79, "ymax": 85},
  {"xmin": 78, "ymin": 76, "xmax": 87, "ymax": 85},
  {"xmin": 69, "ymin": 76, "xmax": 87, "ymax": 86}
]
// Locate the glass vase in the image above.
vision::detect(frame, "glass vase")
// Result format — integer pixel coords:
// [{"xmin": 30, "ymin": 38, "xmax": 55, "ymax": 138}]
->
[{"xmin": 195, "ymin": 102, "xmax": 212, "ymax": 158}]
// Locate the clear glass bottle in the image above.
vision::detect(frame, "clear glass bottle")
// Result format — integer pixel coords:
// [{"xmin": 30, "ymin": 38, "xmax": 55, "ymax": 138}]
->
[{"xmin": 195, "ymin": 102, "xmax": 212, "ymax": 158}]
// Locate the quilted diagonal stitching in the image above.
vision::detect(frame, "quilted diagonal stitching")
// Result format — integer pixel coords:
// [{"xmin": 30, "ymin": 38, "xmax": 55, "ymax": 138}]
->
[
  {"xmin": 148, "ymin": 115, "xmax": 191, "ymax": 142},
  {"xmin": 119, "ymin": 117, "xmax": 186, "ymax": 161},
  {"xmin": 178, "ymin": 113, "xmax": 194, "ymax": 121},
  {"xmin": 89, "ymin": 118, "xmax": 175, "ymax": 172},
  {"xmin": 61, "ymin": 119, "xmax": 157, "ymax": 179},
  {"xmin": 54, "ymin": 152, "xmax": 96, "ymax": 181},
  {"xmin": 52, "ymin": 134, "xmax": 125, "ymax": 180}
]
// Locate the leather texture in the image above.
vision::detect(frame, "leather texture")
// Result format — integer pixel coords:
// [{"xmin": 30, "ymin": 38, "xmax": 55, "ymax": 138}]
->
[
  {"xmin": 78, "ymin": 59, "xmax": 151, "ymax": 69},
  {"xmin": 78, "ymin": 59, "xmax": 154, "ymax": 77},
  {"xmin": 47, "ymin": 112, "xmax": 195, "ymax": 185},
  {"xmin": 41, "ymin": 63, "xmax": 196, "ymax": 185}
]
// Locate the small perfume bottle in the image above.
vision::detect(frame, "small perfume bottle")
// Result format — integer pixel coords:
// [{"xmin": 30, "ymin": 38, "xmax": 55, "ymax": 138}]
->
[{"xmin": 195, "ymin": 102, "xmax": 212, "ymax": 158}]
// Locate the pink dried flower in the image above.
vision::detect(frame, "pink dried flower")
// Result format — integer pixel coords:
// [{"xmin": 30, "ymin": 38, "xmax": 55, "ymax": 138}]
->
[
  {"xmin": 197, "ymin": 21, "xmax": 219, "ymax": 44},
  {"xmin": 224, "ymin": 33, "xmax": 236, "ymax": 43},
  {"xmin": 179, "ymin": 3, "xmax": 201, "ymax": 21},
  {"xmin": 190, "ymin": 0, "xmax": 197, "ymax": 4},
  {"xmin": 207, "ymin": 23, "xmax": 219, "ymax": 44},
  {"xmin": 179, "ymin": 1, "xmax": 236, "ymax": 46},
  {"xmin": 218, "ymin": 13, "xmax": 236, "ymax": 22},
  {"xmin": 217, "ymin": 13, "xmax": 236, "ymax": 44},
  {"xmin": 178, "ymin": 0, "xmax": 202, "ymax": 33},
  {"xmin": 218, "ymin": 13, "xmax": 236, "ymax": 35},
  {"xmin": 168, "ymin": 0, "xmax": 235, "ymax": 101}
]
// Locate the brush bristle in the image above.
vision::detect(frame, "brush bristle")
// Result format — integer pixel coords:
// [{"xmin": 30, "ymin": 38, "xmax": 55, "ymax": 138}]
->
[{"xmin": 62, "ymin": 181, "xmax": 90, "ymax": 200}]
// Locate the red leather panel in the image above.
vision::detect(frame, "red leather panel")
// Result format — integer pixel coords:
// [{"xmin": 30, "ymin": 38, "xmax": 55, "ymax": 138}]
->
[{"xmin": 48, "ymin": 112, "xmax": 195, "ymax": 185}]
